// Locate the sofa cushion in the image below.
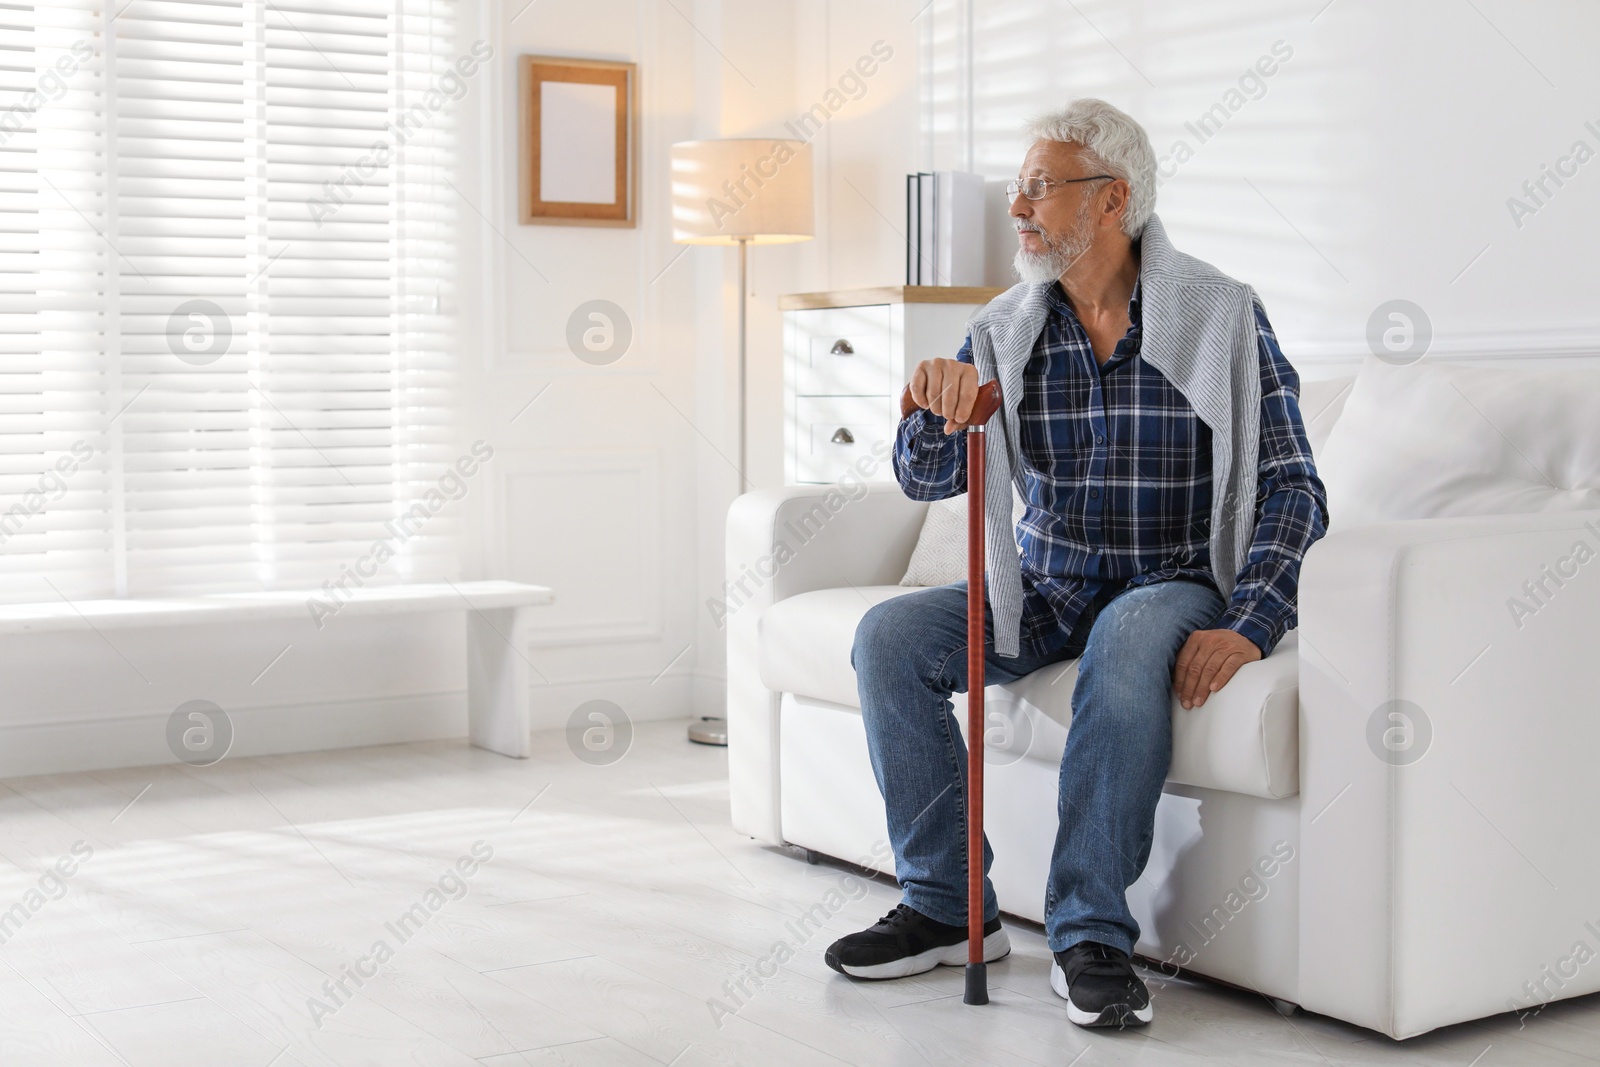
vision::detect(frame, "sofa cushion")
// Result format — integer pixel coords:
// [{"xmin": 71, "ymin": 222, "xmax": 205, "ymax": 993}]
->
[
  {"xmin": 1316, "ymin": 358, "xmax": 1600, "ymax": 529},
  {"xmin": 758, "ymin": 586, "xmax": 913, "ymax": 709},
  {"xmin": 758, "ymin": 585, "xmax": 1300, "ymax": 800},
  {"xmin": 1298, "ymin": 374, "xmax": 1354, "ymax": 460},
  {"xmin": 899, "ymin": 486, "xmax": 1028, "ymax": 588}
]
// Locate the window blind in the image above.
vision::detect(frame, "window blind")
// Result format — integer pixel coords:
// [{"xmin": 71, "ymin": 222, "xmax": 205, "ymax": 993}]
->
[
  {"xmin": 0, "ymin": 6, "xmax": 112, "ymax": 594},
  {"xmin": 0, "ymin": 0, "xmax": 459, "ymax": 603}
]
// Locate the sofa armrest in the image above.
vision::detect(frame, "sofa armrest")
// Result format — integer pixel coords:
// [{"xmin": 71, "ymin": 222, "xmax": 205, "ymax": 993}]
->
[
  {"xmin": 724, "ymin": 483, "xmax": 929, "ymax": 844},
  {"xmin": 1297, "ymin": 509, "xmax": 1600, "ymax": 1038}
]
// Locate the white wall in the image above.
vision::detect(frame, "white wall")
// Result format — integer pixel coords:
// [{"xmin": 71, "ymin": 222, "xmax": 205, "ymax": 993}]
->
[
  {"xmin": 460, "ymin": 0, "xmax": 911, "ymax": 731},
  {"xmin": 453, "ymin": 0, "xmax": 928, "ymax": 742},
  {"xmin": 689, "ymin": 0, "xmax": 927, "ymax": 695},
  {"xmin": 917, "ymin": 0, "xmax": 1600, "ymax": 367},
  {"xmin": 16, "ymin": 0, "xmax": 1590, "ymax": 775},
  {"xmin": 459, "ymin": 0, "xmax": 707, "ymax": 738}
]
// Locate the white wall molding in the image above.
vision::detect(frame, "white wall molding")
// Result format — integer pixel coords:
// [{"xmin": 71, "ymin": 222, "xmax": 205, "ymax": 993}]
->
[
  {"xmin": 0, "ymin": 677, "xmax": 692, "ymax": 779},
  {"xmin": 0, "ymin": 691, "xmax": 465, "ymax": 780},
  {"xmin": 1291, "ymin": 328, "xmax": 1600, "ymax": 366},
  {"xmin": 480, "ymin": 4, "xmax": 672, "ymax": 373},
  {"xmin": 461, "ymin": 0, "xmax": 699, "ymax": 734},
  {"xmin": 488, "ymin": 446, "xmax": 664, "ymax": 648},
  {"xmin": 527, "ymin": 668, "xmax": 692, "ymax": 733}
]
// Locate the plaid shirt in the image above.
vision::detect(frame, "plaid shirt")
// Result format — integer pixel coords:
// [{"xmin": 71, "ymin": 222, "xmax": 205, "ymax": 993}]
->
[{"xmin": 893, "ymin": 279, "xmax": 1327, "ymax": 657}]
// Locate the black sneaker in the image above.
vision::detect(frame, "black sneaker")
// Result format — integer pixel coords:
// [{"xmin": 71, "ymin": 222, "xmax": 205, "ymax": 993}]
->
[
  {"xmin": 825, "ymin": 903, "xmax": 1009, "ymax": 980},
  {"xmin": 1050, "ymin": 941, "xmax": 1152, "ymax": 1028}
]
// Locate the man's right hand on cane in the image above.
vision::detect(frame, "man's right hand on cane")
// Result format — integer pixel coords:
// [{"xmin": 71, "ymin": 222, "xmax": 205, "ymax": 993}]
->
[{"xmin": 906, "ymin": 358, "xmax": 983, "ymax": 433}]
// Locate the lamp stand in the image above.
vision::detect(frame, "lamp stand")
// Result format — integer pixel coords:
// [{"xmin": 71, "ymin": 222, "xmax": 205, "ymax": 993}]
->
[
  {"xmin": 688, "ymin": 236, "xmax": 750, "ymax": 748},
  {"xmin": 737, "ymin": 235, "xmax": 748, "ymax": 481}
]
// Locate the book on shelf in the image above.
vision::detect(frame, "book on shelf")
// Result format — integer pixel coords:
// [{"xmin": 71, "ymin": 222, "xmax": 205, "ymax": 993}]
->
[{"xmin": 905, "ymin": 170, "xmax": 985, "ymax": 287}]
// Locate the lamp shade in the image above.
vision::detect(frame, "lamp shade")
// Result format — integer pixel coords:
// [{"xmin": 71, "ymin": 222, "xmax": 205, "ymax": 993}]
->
[{"xmin": 670, "ymin": 138, "xmax": 814, "ymax": 245}]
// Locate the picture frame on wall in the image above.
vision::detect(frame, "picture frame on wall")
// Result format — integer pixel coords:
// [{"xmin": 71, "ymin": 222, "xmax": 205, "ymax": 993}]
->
[{"xmin": 519, "ymin": 55, "xmax": 638, "ymax": 227}]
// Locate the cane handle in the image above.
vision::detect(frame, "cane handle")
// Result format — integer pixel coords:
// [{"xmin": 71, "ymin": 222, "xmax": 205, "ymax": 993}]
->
[{"xmin": 898, "ymin": 378, "xmax": 1003, "ymax": 425}]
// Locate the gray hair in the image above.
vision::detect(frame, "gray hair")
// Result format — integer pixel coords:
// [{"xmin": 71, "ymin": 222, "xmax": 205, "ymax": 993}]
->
[{"xmin": 1023, "ymin": 98, "xmax": 1157, "ymax": 239}]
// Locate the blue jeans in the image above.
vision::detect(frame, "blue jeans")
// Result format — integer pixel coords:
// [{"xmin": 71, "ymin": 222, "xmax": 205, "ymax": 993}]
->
[{"xmin": 851, "ymin": 577, "xmax": 1224, "ymax": 956}]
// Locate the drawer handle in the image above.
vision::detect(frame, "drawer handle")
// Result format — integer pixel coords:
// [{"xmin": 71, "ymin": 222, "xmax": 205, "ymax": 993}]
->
[
  {"xmin": 830, "ymin": 427, "xmax": 855, "ymax": 445},
  {"xmin": 830, "ymin": 339, "xmax": 854, "ymax": 356}
]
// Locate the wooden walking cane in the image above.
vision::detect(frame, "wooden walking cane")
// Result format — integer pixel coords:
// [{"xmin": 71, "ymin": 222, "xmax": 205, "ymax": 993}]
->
[{"xmin": 901, "ymin": 376, "xmax": 1004, "ymax": 1006}]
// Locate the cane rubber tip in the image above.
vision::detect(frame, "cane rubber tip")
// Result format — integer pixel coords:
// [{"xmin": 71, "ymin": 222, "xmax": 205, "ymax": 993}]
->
[{"xmin": 963, "ymin": 962, "xmax": 989, "ymax": 1005}]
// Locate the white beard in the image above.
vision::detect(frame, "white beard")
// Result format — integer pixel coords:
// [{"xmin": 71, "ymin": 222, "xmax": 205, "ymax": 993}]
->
[{"xmin": 1012, "ymin": 199, "xmax": 1095, "ymax": 285}]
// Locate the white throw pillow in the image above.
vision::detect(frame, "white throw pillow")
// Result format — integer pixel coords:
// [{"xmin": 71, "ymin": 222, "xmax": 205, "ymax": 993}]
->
[
  {"xmin": 900, "ymin": 484, "xmax": 1028, "ymax": 587},
  {"xmin": 1298, "ymin": 375, "xmax": 1355, "ymax": 460},
  {"xmin": 1315, "ymin": 357, "xmax": 1600, "ymax": 530}
]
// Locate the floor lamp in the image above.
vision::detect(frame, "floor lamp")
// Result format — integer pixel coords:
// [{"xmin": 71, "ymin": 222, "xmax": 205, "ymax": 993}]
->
[{"xmin": 670, "ymin": 138, "xmax": 814, "ymax": 745}]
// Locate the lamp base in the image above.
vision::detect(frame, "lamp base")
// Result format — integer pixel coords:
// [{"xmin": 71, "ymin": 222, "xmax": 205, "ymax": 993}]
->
[{"xmin": 687, "ymin": 716, "xmax": 728, "ymax": 746}]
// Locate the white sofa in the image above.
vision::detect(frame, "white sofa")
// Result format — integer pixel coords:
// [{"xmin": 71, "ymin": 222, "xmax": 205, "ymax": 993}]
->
[{"xmin": 725, "ymin": 359, "xmax": 1600, "ymax": 1039}]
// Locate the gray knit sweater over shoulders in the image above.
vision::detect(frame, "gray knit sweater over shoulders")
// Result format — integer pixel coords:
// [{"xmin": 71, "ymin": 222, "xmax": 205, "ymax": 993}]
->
[{"xmin": 964, "ymin": 214, "xmax": 1264, "ymax": 657}]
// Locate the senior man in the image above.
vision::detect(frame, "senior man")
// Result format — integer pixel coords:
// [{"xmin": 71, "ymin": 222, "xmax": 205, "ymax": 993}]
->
[{"xmin": 824, "ymin": 98, "xmax": 1328, "ymax": 1029}]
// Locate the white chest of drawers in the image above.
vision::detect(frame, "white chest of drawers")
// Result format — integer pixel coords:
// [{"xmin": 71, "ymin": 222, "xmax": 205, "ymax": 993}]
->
[{"xmin": 780, "ymin": 286, "xmax": 1003, "ymax": 485}]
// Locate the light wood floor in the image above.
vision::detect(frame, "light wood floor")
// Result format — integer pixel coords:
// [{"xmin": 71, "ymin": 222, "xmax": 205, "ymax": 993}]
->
[{"xmin": 1, "ymin": 719, "xmax": 1596, "ymax": 1066}]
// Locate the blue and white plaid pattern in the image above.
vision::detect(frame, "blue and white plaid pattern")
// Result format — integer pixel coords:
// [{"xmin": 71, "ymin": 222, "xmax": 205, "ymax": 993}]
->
[{"xmin": 893, "ymin": 280, "xmax": 1327, "ymax": 657}]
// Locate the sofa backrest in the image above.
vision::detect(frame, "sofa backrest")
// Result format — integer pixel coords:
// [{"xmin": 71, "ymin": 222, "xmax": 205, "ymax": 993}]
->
[{"xmin": 1313, "ymin": 357, "xmax": 1600, "ymax": 529}]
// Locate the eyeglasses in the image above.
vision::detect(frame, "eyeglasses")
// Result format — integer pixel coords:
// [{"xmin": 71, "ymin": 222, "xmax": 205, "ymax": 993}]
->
[{"xmin": 1005, "ymin": 175, "xmax": 1115, "ymax": 201}]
